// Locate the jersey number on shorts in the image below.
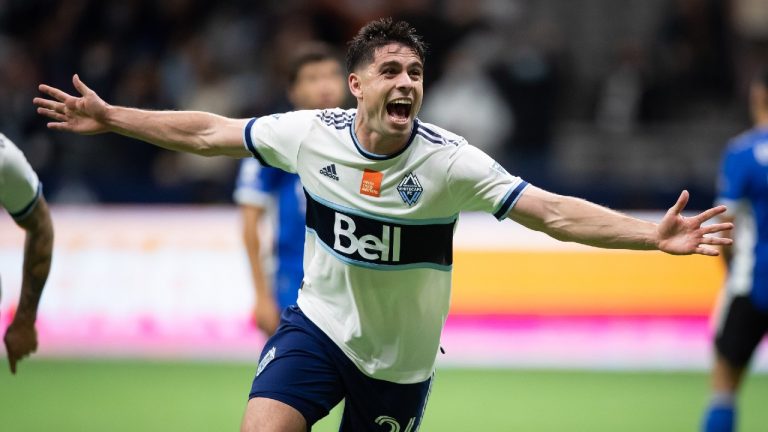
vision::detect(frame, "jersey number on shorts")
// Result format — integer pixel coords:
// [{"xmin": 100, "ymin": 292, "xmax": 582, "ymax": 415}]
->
[{"xmin": 375, "ymin": 416, "xmax": 416, "ymax": 432}]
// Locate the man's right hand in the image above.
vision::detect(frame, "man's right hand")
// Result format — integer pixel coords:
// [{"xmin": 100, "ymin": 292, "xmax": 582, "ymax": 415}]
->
[
  {"xmin": 4, "ymin": 319, "xmax": 38, "ymax": 374},
  {"xmin": 34, "ymin": 74, "xmax": 111, "ymax": 135}
]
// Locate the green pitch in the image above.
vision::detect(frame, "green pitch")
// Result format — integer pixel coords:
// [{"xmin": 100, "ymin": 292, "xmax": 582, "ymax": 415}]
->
[{"xmin": 0, "ymin": 359, "xmax": 766, "ymax": 431}]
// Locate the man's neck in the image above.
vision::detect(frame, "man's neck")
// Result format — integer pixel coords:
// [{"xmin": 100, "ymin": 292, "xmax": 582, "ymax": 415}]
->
[{"xmin": 354, "ymin": 113, "xmax": 412, "ymax": 156}]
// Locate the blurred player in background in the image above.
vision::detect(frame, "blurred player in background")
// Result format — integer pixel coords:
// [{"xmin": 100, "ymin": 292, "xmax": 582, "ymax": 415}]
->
[
  {"xmin": 0, "ymin": 133, "xmax": 54, "ymax": 374},
  {"xmin": 701, "ymin": 70, "xmax": 768, "ymax": 432},
  {"xmin": 234, "ymin": 43, "xmax": 347, "ymax": 336},
  {"xmin": 35, "ymin": 18, "xmax": 733, "ymax": 432}
]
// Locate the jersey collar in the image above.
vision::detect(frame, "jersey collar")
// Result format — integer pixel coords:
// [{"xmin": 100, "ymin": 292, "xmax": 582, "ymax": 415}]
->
[{"xmin": 348, "ymin": 114, "xmax": 419, "ymax": 161}]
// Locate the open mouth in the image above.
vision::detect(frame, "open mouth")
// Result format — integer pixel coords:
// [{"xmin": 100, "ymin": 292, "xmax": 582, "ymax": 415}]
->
[{"xmin": 386, "ymin": 98, "xmax": 412, "ymax": 123}]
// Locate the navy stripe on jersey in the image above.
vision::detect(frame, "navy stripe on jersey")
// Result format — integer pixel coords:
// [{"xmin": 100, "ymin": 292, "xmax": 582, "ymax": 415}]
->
[
  {"xmin": 416, "ymin": 131, "xmax": 443, "ymax": 145},
  {"xmin": 417, "ymin": 122, "xmax": 462, "ymax": 146},
  {"xmin": 349, "ymin": 116, "xmax": 418, "ymax": 160},
  {"xmin": 305, "ymin": 190, "xmax": 455, "ymax": 270},
  {"xmin": 11, "ymin": 183, "xmax": 42, "ymax": 221},
  {"xmin": 307, "ymin": 189, "xmax": 459, "ymax": 225},
  {"xmin": 317, "ymin": 110, "xmax": 354, "ymax": 130},
  {"xmin": 329, "ymin": 112, "xmax": 352, "ymax": 120},
  {"xmin": 418, "ymin": 123, "xmax": 442, "ymax": 141},
  {"xmin": 243, "ymin": 117, "xmax": 274, "ymax": 167},
  {"xmin": 493, "ymin": 181, "xmax": 529, "ymax": 220}
]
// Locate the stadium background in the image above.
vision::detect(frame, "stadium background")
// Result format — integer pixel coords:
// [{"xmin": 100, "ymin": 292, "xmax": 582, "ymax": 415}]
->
[{"xmin": 1, "ymin": 0, "xmax": 767, "ymax": 430}]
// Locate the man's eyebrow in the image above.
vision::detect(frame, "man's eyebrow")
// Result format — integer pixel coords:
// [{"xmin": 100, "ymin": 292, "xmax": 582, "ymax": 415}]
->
[
  {"xmin": 378, "ymin": 60, "xmax": 402, "ymax": 69},
  {"xmin": 378, "ymin": 60, "xmax": 424, "ymax": 70}
]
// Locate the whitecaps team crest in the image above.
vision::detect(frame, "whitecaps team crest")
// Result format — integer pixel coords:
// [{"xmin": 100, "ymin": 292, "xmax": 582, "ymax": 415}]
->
[
  {"xmin": 397, "ymin": 172, "xmax": 423, "ymax": 206},
  {"xmin": 256, "ymin": 346, "xmax": 276, "ymax": 377}
]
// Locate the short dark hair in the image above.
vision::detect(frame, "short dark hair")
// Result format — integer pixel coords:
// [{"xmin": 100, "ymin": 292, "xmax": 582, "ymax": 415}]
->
[
  {"xmin": 287, "ymin": 42, "xmax": 342, "ymax": 86},
  {"xmin": 345, "ymin": 18, "xmax": 426, "ymax": 73}
]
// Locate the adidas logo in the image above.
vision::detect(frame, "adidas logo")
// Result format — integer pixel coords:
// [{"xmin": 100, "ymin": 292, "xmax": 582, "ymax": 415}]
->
[{"xmin": 319, "ymin": 164, "xmax": 339, "ymax": 181}]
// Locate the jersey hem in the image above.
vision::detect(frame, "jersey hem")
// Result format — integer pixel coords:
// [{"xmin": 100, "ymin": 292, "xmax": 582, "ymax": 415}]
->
[
  {"xmin": 10, "ymin": 183, "xmax": 42, "ymax": 221},
  {"xmin": 297, "ymin": 296, "xmax": 438, "ymax": 384}
]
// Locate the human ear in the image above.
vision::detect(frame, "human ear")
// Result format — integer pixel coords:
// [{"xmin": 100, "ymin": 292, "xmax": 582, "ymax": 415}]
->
[{"xmin": 349, "ymin": 73, "xmax": 363, "ymax": 99}]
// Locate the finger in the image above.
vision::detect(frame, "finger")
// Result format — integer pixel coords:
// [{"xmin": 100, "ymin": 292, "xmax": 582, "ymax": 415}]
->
[
  {"xmin": 694, "ymin": 205, "xmax": 728, "ymax": 224},
  {"xmin": 701, "ymin": 222, "xmax": 733, "ymax": 235},
  {"xmin": 668, "ymin": 190, "xmax": 689, "ymax": 215},
  {"xmin": 8, "ymin": 353, "xmax": 17, "ymax": 374},
  {"xmin": 38, "ymin": 84, "xmax": 73, "ymax": 103},
  {"xmin": 698, "ymin": 236, "xmax": 733, "ymax": 246},
  {"xmin": 47, "ymin": 122, "xmax": 74, "ymax": 132},
  {"xmin": 694, "ymin": 246, "xmax": 720, "ymax": 257},
  {"xmin": 72, "ymin": 74, "xmax": 92, "ymax": 96},
  {"xmin": 696, "ymin": 233, "xmax": 728, "ymax": 243},
  {"xmin": 37, "ymin": 108, "xmax": 68, "ymax": 122},
  {"xmin": 33, "ymin": 97, "xmax": 65, "ymax": 112}
]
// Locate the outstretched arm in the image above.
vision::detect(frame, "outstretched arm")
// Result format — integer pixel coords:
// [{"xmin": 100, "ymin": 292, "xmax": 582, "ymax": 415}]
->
[
  {"xmin": 34, "ymin": 74, "xmax": 250, "ymax": 157},
  {"xmin": 508, "ymin": 186, "xmax": 733, "ymax": 256},
  {"xmin": 4, "ymin": 196, "xmax": 54, "ymax": 374}
]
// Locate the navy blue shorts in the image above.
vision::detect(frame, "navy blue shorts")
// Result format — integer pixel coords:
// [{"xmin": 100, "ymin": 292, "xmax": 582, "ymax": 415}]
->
[{"xmin": 249, "ymin": 305, "xmax": 433, "ymax": 431}]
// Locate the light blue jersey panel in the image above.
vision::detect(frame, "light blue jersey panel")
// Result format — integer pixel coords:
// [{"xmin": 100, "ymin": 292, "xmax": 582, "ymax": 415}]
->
[{"xmin": 717, "ymin": 127, "xmax": 768, "ymax": 311}]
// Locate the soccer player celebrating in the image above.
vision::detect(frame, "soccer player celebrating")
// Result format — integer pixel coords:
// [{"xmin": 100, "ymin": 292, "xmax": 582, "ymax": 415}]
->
[
  {"xmin": 233, "ymin": 43, "xmax": 347, "ymax": 336},
  {"xmin": 701, "ymin": 70, "xmax": 768, "ymax": 432},
  {"xmin": 35, "ymin": 18, "xmax": 733, "ymax": 432},
  {"xmin": 0, "ymin": 133, "xmax": 54, "ymax": 374}
]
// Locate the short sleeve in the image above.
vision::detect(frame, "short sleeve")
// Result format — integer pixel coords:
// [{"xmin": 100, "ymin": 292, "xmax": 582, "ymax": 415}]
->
[
  {"xmin": 233, "ymin": 158, "xmax": 270, "ymax": 206},
  {"xmin": 0, "ymin": 133, "xmax": 41, "ymax": 220},
  {"xmin": 447, "ymin": 144, "xmax": 528, "ymax": 220},
  {"xmin": 242, "ymin": 110, "xmax": 317, "ymax": 173},
  {"xmin": 716, "ymin": 145, "xmax": 749, "ymax": 206}
]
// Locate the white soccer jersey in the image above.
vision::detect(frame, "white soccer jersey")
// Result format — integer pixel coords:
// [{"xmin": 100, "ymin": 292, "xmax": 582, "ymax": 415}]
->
[
  {"xmin": 244, "ymin": 108, "xmax": 528, "ymax": 383},
  {"xmin": 0, "ymin": 133, "xmax": 41, "ymax": 221}
]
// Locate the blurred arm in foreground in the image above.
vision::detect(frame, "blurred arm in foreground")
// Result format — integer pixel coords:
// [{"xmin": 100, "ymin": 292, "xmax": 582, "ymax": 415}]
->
[{"xmin": 1, "ymin": 133, "xmax": 54, "ymax": 374}]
